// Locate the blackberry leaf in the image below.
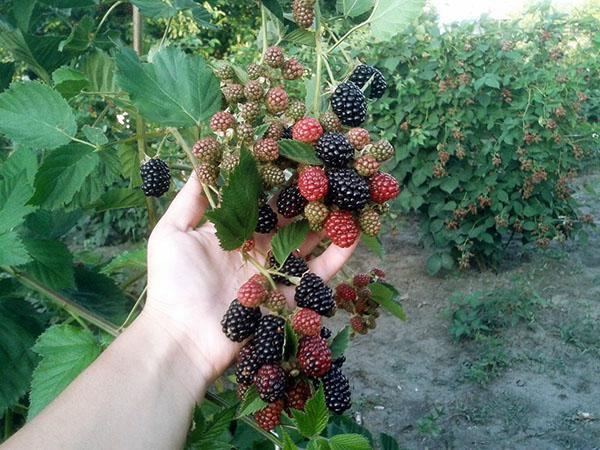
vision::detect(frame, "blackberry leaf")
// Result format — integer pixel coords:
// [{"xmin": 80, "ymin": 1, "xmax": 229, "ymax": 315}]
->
[{"xmin": 271, "ymin": 220, "xmax": 309, "ymax": 266}]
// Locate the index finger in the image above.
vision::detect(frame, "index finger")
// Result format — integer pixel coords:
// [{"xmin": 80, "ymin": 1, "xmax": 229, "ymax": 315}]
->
[{"xmin": 157, "ymin": 172, "xmax": 209, "ymax": 231}]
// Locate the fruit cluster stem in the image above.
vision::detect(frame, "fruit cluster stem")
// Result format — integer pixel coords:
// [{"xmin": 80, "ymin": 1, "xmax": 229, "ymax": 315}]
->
[{"xmin": 313, "ymin": 2, "xmax": 324, "ymax": 115}]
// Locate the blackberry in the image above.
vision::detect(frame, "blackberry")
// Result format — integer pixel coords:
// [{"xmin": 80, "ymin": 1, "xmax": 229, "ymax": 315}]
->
[
  {"xmin": 221, "ymin": 299, "xmax": 261, "ymax": 342},
  {"xmin": 256, "ymin": 204, "xmax": 277, "ymax": 234},
  {"xmin": 315, "ymin": 132, "xmax": 354, "ymax": 168},
  {"xmin": 140, "ymin": 159, "xmax": 170, "ymax": 197},
  {"xmin": 326, "ymin": 168, "xmax": 370, "ymax": 211},
  {"xmin": 330, "ymin": 82, "xmax": 367, "ymax": 127},
  {"xmin": 255, "ymin": 400, "xmax": 284, "ymax": 431},
  {"xmin": 349, "ymin": 64, "xmax": 387, "ymax": 99},
  {"xmin": 297, "ymin": 335, "xmax": 332, "ymax": 377},
  {"xmin": 281, "ymin": 126, "xmax": 293, "ymax": 140},
  {"xmin": 320, "ymin": 327, "xmax": 332, "ymax": 339},
  {"xmin": 254, "ymin": 364, "xmax": 287, "ymax": 402},
  {"xmin": 254, "ymin": 315, "xmax": 285, "ymax": 363},
  {"xmin": 277, "ymin": 185, "xmax": 308, "ymax": 218},
  {"xmin": 322, "ymin": 366, "xmax": 351, "ymax": 414},
  {"xmin": 294, "ymin": 273, "xmax": 336, "ymax": 317},
  {"xmin": 236, "ymin": 341, "xmax": 261, "ymax": 385},
  {"xmin": 268, "ymin": 254, "xmax": 308, "ymax": 286},
  {"xmin": 333, "ymin": 356, "xmax": 346, "ymax": 368}
]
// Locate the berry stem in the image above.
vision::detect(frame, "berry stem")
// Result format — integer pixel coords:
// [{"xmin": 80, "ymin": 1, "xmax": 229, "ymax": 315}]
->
[
  {"xmin": 313, "ymin": 1, "xmax": 323, "ymax": 115},
  {"xmin": 244, "ymin": 254, "xmax": 277, "ymax": 290},
  {"xmin": 260, "ymin": 4, "xmax": 268, "ymax": 63}
]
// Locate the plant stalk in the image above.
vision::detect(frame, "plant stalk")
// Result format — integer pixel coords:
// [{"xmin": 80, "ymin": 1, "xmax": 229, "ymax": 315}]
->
[
  {"xmin": 313, "ymin": 2, "xmax": 323, "ymax": 115},
  {"xmin": 260, "ymin": 4, "xmax": 268, "ymax": 61}
]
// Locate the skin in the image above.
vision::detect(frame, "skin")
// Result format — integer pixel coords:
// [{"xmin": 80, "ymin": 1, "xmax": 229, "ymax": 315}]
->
[{"xmin": 3, "ymin": 174, "xmax": 356, "ymax": 450}]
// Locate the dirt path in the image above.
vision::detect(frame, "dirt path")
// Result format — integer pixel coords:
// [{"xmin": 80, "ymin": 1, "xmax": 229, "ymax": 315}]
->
[{"xmin": 338, "ymin": 173, "xmax": 600, "ymax": 449}]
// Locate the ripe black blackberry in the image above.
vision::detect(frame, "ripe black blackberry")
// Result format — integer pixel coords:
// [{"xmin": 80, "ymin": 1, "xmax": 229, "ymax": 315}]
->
[
  {"xmin": 254, "ymin": 363, "xmax": 287, "ymax": 402},
  {"xmin": 315, "ymin": 132, "xmax": 354, "ymax": 168},
  {"xmin": 256, "ymin": 204, "xmax": 277, "ymax": 234},
  {"xmin": 281, "ymin": 126, "xmax": 293, "ymax": 140},
  {"xmin": 322, "ymin": 366, "xmax": 351, "ymax": 414},
  {"xmin": 254, "ymin": 315, "xmax": 285, "ymax": 363},
  {"xmin": 277, "ymin": 185, "xmax": 308, "ymax": 218},
  {"xmin": 236, "ymin": 340, "xmax": 261, "ymax": 385},
  {"xmin": 349, "ymin": 64, "xmax": 387, "ymax": 99},
  {"xmin": 221, "ymin": 299, "xmax": 261, "ymax": 342},
  {"xmin": 269, "ymin": 254, "xmax": 308, "ymax": 286},
  {"xmin": 326, "ymin": 168, "xmax": 370, "ymax": 211},
  {"xmin": 320, "ymin": 327, "xmax": 332, "ymax": 339},
  {"xmin": 295, "ymin": 273, "xmax": 336, "ymax": 317},
  {"xmin": 330, "ymin": 82, "xmax": 367, "ymax": 127},
  {"xmin": 140, "ymin": 159, "xmax": 170, "ymax": 197}
]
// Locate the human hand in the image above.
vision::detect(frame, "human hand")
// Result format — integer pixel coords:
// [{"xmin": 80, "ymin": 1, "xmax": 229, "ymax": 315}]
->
[{"xmin": 141, "ymin": 174, "xmax": 356, "ymax": 397}]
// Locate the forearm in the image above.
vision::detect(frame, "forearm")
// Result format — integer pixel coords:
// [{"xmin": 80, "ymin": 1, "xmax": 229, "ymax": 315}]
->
[{"xmin": 5, "ymin": 311, "xmax": 208, "ymax": 450}]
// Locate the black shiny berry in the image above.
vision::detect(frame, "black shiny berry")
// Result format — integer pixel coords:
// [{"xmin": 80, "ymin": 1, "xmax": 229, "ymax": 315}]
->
[
  {"xmin": 254, "ymin": 363, "xmax": 286, "ymax": 402},
  {"xmin": 236, "ymin": 340, "xmax": 261, "ymax": 385},
  {"xmin": 277, "ymin": 185, "xmax": 308, "ymax": 218},
  {"xmin": 320, "ymin": 327, "xmax": 332, "ymax": 339},
  {"xmin": 254, "ymin": 315, "xmax": 285, "ymax": 364},
  {"xmin": 269, "ymin": 254, "xmax": 309, "ymax": 286},
  {"xmin": 140, "ymin": 159, "xmax": 170, "ymax": 197},
  {"xmin": 322, "ymin": 366, "xmax": 351, "ymax": 414},
  {"xmin": 330, "ymin": 82, "xmax": 367, "ymax": 127},
  {"xmin": 315, "ymin": 132, "xmax": 354, "ymax": 168},
  {"xmin": 281, "ymin": 126, "xmax": 293, "ymax": 140},
  {"xmin": 326, "ymin": 168, "xmax": 370, "ymax": 211},
  {"xmin": 349, "ymin": 64, "xmax": 387, "ymax": 99},
  {"xmin": 256, "ymin": 205, "xmax": 277, "ymax": 233},
  {"xmin": 221, "ymin": 299, "xmax": 261, "ymax": 342},
  {"xmin": 295, "ymin": 273, "xmax": 336, "ymax": 317}
]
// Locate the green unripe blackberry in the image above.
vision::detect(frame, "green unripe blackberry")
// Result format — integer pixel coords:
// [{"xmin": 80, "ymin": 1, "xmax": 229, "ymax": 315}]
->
[
  {"xmin": 215, "ymin": 64, "xmax": 235, "ymax": 80},
  {"xmin": 287, "ymin": 100, "xmax": 306, "ymax": 121},
  {"xmin": 247, "ymin": 63, "xmax": 266, "ymax": 80},
  {"xmin": 358, "ymin": 207, "xmax": 381, "ymax": 236},
  {"xmin": 260, "ymin": 163, "xmax": 285, "ymax": 188},
  {"xmin": 368, "ymin": 140, "xmax": 395, "ymax": 162}
]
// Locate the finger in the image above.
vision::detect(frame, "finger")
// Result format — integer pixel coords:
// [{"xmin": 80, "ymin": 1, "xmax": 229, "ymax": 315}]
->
[
  {"xmin": 297, "ymin": 231, "xmax": 324, "ymax": 257},
  {"xmin": 307, "ymin": 240, "xmax": 358, "ymax": 282},
  {"xmin": 158, "ymin": 172, "xmax": 209, "ymax": 231}
]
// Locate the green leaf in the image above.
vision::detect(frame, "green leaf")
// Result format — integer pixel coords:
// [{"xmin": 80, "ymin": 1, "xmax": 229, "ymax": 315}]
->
[
  {"xmin": 1, "ymin": 148, "xmax": 37, "ymax": 186},
  {"xmin": 330, "ymin": 326, "xmax": 350, "ymax": 359},
  {"xmin": 24, "ymin": 209, "xmax": 82, "ymax": 240},
  {"xmin": 370, "ymin": 282, "xmax": 406, "ymax": 321},
  {"xmin": 0, "ymin": 173, "xmax": 36, "ymax": 234},
  {"xmin": 116, "ymin": 143, "xmax": 142, "ymax": 187},
  {"xmin": 279, "ymin": 140, "xmax": 322, "ymax": 165},
  {"xmin": 81, "ymin": 125, "xmax": 108, "ymax": 146},
  {"xmin": 101, "ymin": 247, "xmax": 147, "ymax": 274},
  {"xmin": 360, "ymin": 234, "xmax": 384, "ymax": 259},
  {"xmin": 188, "ymin": 405, "xmax": 236, "ymax": 448},
  {"xmin": 281, "ymin": 428, "xmax": 299, "ymax": 450},
  {"xmin": 440, "ymin": 253, "xmax": 455, "ymax": 270},
  {"xmin": 0, "ymin": 82, "xmax": 76, "ymax": 150},
  {"xmin": 52, "ymin": 67, "xmax": 89, "ymax": 100},
  {"xmin": 439, "ymin": 176, "xmax": 459, "ymax": 194},
  {"xmin": 0, "ymin": 62, "xmax": 15, "ymax": 91},
  {"xmin": 426, "ymin": 254, "xmax": 442, "ymax": 276},
  {"xmin": 329, "ymin": 434, "xmax": 372, "ymax": 450},
  {"xmin": 116, "ymin": 46, "xmax": 221, "ymax": 127},
  {"xmin": 292, "ymin": 386, "xmax": 329, "ymax": 438},
  {"xmin": 261, "ymin": 0, "xmax": 285, "ymax": 23},
  {"xmin": 337, "ymin": 0, "xmax": 374, "ymax": 17},
  {"xmin": 284, "ymin": 29, "xmax": 316, "ymax": 47},
  {"xmin": 272, "ymin": 221, "xmax": 309, "ymax": 266},
  {"xmin": 30, "ymin": 144, "xmax": 101, "ymax": 210},
  {"xmin": 130, "ymin": 0, "xmax": 209, "ymax": 19},
  {"xmin": 93, "ymin": 188, "xmax": 146, "ymax": 212},
  {"xmin": 284, "ymin": 321, "xmax": 299, "ymax": 360},
  {"xmin": 0, "ymin": 23, "xmax": 49, "ymax": 82},
  {"xmin": 237, "ymin": 385, "xmax": 267, "ymax": 418},
  {"xmin": 37, "ymin": 0, "xmax": 98, "ymax": 7},
  {"xmin": 0, "ymin": 231, "xmax": 31, "ymax": 266},
  {"xmin": 369, "ymin": 0, "xmax": 424, "ymax": 42},
  {"xmin": 81, "ymin": 50, "xmax": 117, "ymax": 93},
  {"xmin": 379, "ymin": 433, "xmax": 399, "ymax": 450},
  {"xmin": 21, "ymin": 239, "xmax": 75, "ymax": 290},
  {"xmin": 308, "ymin": 440, "xmax": 331, "ymax": 450},
  {"xmin": 0, "ymin": 296, "xmax": 46, "ymax": 416},
  {"xmin": 12, "ymin": 0, "xmax": 36, "ymax": 32},
  {"xmin": 28, "ymin": 324, "xmax": 103, "ymax": 419},
  {"xmin": 206, "ymin": 149, "xmax": 261, "ymax": 251}
]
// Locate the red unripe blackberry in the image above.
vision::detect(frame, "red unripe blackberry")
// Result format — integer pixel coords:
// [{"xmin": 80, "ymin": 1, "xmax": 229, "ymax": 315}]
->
[
  {"xmin": 255, "ymin": 400, "xmax": 284, "ymax": 431},
  {"xmin": 352, "ymin": 273, "xmax": 371, "ymax": 288},
  {"xmin": 239, "ymin": 102, "xmax": 261, "ymax": 123},
  {"xmin": 347, "ymin": 127, "xmax": 370, "ymax": 150},
  {"xmin": 319, "ymin": 111, "xmax": 342, "ymax": 132},
  {"xmin": 238, "ymin": 280, "xmax": 268, "ymax": 308},
  {"xmin": 266, "ymin": 87, "xmax": 289, "ymax": 114},
  {"xmin": 285, "ymin": 380, "xmax": 311, "ymax": 412},
  {"xmin": 277, "ymin": 185, "xmax": 308, "ymax": 218},
  {"xmin": 249, "ymin": 273, "xmax": 270, "ymax": 290},
  {"xmin": 236, "ymin": 340, "xmax": 261, "ymax": 385},
  {"xmin": 297, "ymin": 335, "xmax": 332, "ymax": 377},
  {"xmin": 264, "ymin": 120, "xmax": 285, "ymax": 140},
  {"xmin": 292, "ymin": 117, "xmax": 324, "ymax": 143},
  {"xmin": 292, "ymin": 0, "xmax": 315, "ymax": 28},
  {"xmin": 240, "ymin": 239, "xmax": 255, "ymax": 253},
  {"xmin": 349, "ymin": 64, "xmax": 387, "ymax": 99},
  {"xmin": 254, "ymin": 363, "xmax": 286, "ymax": 402},
  {"xmin": 335, "ymin": 283, "xmax": 357, "ymax": 303},
  {"xmin": 358, "ymin": 207, "xmax": 381, "ymax": 236},
  {"xmin": 210, "ymin": 111, "xmax": 235, "ymax": 133},
  {"xmin": 254, "ymin": 315, "xmax": 285, "ymax": 363},
  {"xmin": 140, "ymin": 159, "xmax": 170, "ymax": 197},
  {"xmin": 264, "ymin": 46, "xmax": 284, "ymax": 68},
  {"xmin": 292, "ymin": 308, "xmax": 322, "ymax": 336},
  {"xmin": 324, "ymin": 211, "xmax": 360, "ymax": 248},
  {"xmin": 282, "ymin": 58, "xmax": 305, "ymax": 80},
  {"xmin": 192, "ymin": 137, "xmax": 221, "ymax": 163},
  {"xmin": 368, "ymin": 139, "xmax": 395, "ymax": 162},
  {"xmin": 298, "ymin": 166, "xmax": 328, "ymax": 201},
  {"xmin": 247, "ymin": 63, "xmax": 266, "ymax": 80},
  {"xmin": 369, "ymin": 172, "xmax": 400, "ymax": 203},
  {"xmin": 350, "ymin": 315, "xmax": 367, "ymax": 334},
  {"xmin": 331, "ymin": 81, "xmax": 367, "ymax": 127},
  {"xmin": 195, "ymin": 163, "xmax": 218, "ymax": 185},
  {"xmin": 268, "ymin": 254, "xmax": 308, "ymax": 286},
  {"xmin": 326, "ymin": 168, "xmax": 370, "ymax": 211},
  {"xmin": 244, "ymin": 80, "xmax": 264, "ymax": 101},
  {"xmin": 255, "ymin": 204, "xmax": 277, "ymax": 234},
  {"xmin": 322, "ymin": 366, "xmax": 351, "ymax": 414},
  {"xmin": 221, "ymin": 299, "xmax": 261, "ymax": 342},
  {"xmin": 315, "ymin": 132, "xmax": 354, "ymax": 168},
  {"xmin": 371, "ymin": 268, "xmax": 386, "ymax": 279},
  {"xmin": 264, "ymin": 290, "xmax": 287, "ymax": 313},
  {"xmin": 287, "ymin": 100, "xmax": 307, "ymax": 121},
  {"xmin": 253, "ymin": 138, "xmax": 279, "ymax": 162},
  {"xmin": 236, "ymin": 123, "xmax": 254, "ymax": 144},
  {"xmin": 294, "ymin": 272, "xmax": 336, "ymax": 317},
  {"xmin": 353, "ymin": 154, "xmax": 380, "ymax": 177},
  {"xmin": 222, "ymin": 83, "xmax": 244, "ymax": 104}
]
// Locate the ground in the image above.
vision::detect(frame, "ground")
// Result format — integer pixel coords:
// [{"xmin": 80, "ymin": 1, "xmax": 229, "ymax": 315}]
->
[{"xmin": 338, "ymin": 173, "xmax": 600, "ymax": 450}]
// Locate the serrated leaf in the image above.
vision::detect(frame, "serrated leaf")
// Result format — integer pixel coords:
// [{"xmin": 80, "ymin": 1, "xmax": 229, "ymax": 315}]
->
[
  {"xmin": 116, "ymin": 143, "xmax": 142, "ymax": 187},
  {"xmin": 101, "ymin": 247, "xmax": 147, "ymax": 274},
  {"xmin": 308, "ymin": 440, "xmax": 331, "ymax": 450},
  {"xmin": 130, "ymin": 0, "xmax": 209, "ymax": 20},
  {"xmin": 284, "ymin": 321, "xmax": 299, "ymax": 360},
  {"xmin": 237, "ymin": 385, "xmax": 267, "ymax": 418},
  {"xmin": 24, "ymin": 209, "xmax": 82, "ymax": 240},
  {"xmin": 281, "ymin": 428, "xmax": 299, "ymax": 450},
  {"xmin": 369, "ymin": 0, "xmax": 424, "ymax": 42},
  {"xmin": 292, "ymin": 386, "xmax": 330, "ymax": 438},
  {"xmin": 272, "ymin": 221, "xmax": 309, "ymax": 265},
  {"xmin": 0, "ymin": 170, "xmax": 36, "ymax": 234},
  {"xmin": 80, "ymin": 50, "xmax": 117, "ymax": 93},
  {"xmin": 28, "ymin": 324, "xmax": 102, "ymax": 419},
  {"xmin": 94, "ymin": 188, "xmax": 146, "ymax": 212},
  {"xmin": 188, "ymin": 405, "xmax": 236, "ymax": 447},
  {"xmin": 0, "ymin": 62, "xmax": 15, "ymax": 91},
  {"xmin": 330, "ymin": 326, "xmax": 350, "ymax": 359},
  {"xmin": 360, "ymin": 234, "xmax": 384, "ymax": 259},
  {"xmin": 116, "ymin": 46, "xmax": 221, "ymax": 127},
  {"xmin": 426, "ymin": 254, "xmax": 442, "ymax": 276},
  {"xmin": 370, "ymin": 282, "xmax": 406, "ymax": 321},
  {"xmin": 21, "ymin": 239, "xmax": 75, "ymax": 290},
  {"xmin": 30, "ymin": 144, "xmax": 101, "ymax": 210},
  {"xmin": 52, "ymin": 67, "xmax": 89, "ymax": 99},
  {"xmin": 279, "ymin": 140, "xmax": 322, "ymax": 165},
  {"xmin": 206, "ymin": 149, "xmax": 261, "ymax": 251},
  {"xmin": 0, "ymin": 82, "xmax": 76, "ymax": 150},
  {"xmin": 0, "ymin": 231, "xmax": 32, "ymax": 266},
  {"xmin": 12, "ymin": 0, "xmax": 36, "ymax": 32},
  {"xmin": 379, "ymin": 432, "xmax": 399, "ymax": 450},
  {"xmin": 82, "ymin": 125, "xmax": 108, "ymax": 146},
  {"xmin": 37, "ymin": 0, "xmax": 98, "ymax": 7},
  {"xmin": 261, "ymin": 0, "xmax": 285, "ymax": 23},
  {"xmin": 329, "ymin": 434, "xmax": 371, "ymax": 450},
  {"xmin": 337, "ymin": 0, "xmax": 374, "ymax": 17},
  {"xmin": 1, "ymin": 148, "xmax": 37, "ymax": 187},
  {"xmin": 284, "ymin": 29, "xmax": 316, "ymax": 47},
  {"xmin": 0, "ymin": 23, "xmax": 49, "ymax": 82}
]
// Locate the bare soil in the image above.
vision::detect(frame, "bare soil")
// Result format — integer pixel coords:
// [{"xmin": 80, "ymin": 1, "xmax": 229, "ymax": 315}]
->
[{"xmin": 337, "ymin": 173, "xmax": 600, "ymax": 450}]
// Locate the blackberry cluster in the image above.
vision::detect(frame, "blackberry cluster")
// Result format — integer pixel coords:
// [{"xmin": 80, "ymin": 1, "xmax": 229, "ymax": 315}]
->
[
  {"xmin": 268, "ymin": 254, "xmax": 308, "ymax": 285},
  {"xmin": 348, "ymin": 64, "xmax": 387, "ymax": 99},
  {"xmin": 140, "ymin": 159, "xmax": 170, "ymax": 197},
  {"xmin": 315, "ymin": 132, "xmax": 354, "ymax": 167},
  {"xmin": 294, "ymin": 273, "xmax": 336, "ymax": 317},
  {"xmin": 326, "ymin": 168, "xmax": 370, "ymax": 211},
  {"xmin": 256, "ymin": 204, "xmax": 277, "ymax": 233},
  {"xmin": 221, "ymin": 299, "xmax": 261, "ymax": 342},
  {"xmin": 330, "ymin": 82, "xmax": 367, "ymax": 127}
]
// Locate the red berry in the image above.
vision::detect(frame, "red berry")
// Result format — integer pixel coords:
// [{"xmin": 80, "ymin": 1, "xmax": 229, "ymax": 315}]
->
[
  {"xmin": 264, "ymin": 290, "xmax": 287, "ymax": 312},
  {"xmin": 249, "ymin": 273, "xmax": 270, "ymax": 290},
  {"xmin": 369, "ymin": 172, "xmax": 400, "ymax": 204},
  {"xmin": 298, "ymin": 166, "xmax": 328, "ymax": 201},
  {"xmin": 347, "ymin": 127, "xmax": 370, "ymax": 150},
  {"xmin": 192, "ymin": 137, "xmax": 221, "ymax": 163},
  {"xmin": 292, "ymin": 308, "xmax": 322, "ymax": 336},
  {"xmin": 210, "ymin": 111, "xmax": 235, "ymax": 134},
  {"xmin": 350, "ymin": 316, "xmax": 367, "ymax": 334},
  {"xmin": 266, "ymin": 87, "xmax": 289, "ymax": 113},
  {"xmin": 255, "ymin": 400, "xmax": 284, "ymax": 431},
  {"xmin": 285, "ymin": 380, "xmax": 311, "ymax": 413},
  {"xmin": 238, "ymin": 280, "xmax": 267, "ymax": 308},
  {"xmin": 353, "ymin": 154, "xmax": 380, "ymax": 177},
  {"xmin": 297, "ymin": 336, "xmax": 332, "ymax": 377},
  {"xmin": 335, "ymin": 283, "xmax": 357, "ymax": 302},
  {"xmin": 264, "ymin": 46, "xmax": 284, "ymax": 68},
  {"xmin": 253, "ymin": 138, "xmax": 279, "ymax": 162},
  {"xmin": 282, "ymin": 58, "xmax": 304, "ymax": 80},
  {"xmin": 292, "ymin": 118, "xmax": 324, "ymax": 143},
  {"xmin": 352, "ymin": 273, "xmax": 371, "ymax": 288},
  {"xmin": 240, "ymin": 239, "xmax": 255, "ymax": 253},
  {"xmin": 324, "ymin": 211, "xmax": 360, "ymax": 248},
  {"xmin": 371, "ymin": 268, "xmax": 385, "ymax": 279}
]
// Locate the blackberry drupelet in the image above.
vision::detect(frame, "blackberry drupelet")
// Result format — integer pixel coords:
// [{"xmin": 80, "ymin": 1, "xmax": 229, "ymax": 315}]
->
[
  {"xmin": 140, "ymin": 159, "xmax": 170, "ymax": 197},
  {"xmin": 294, "ymin": 273, "xmax": 336, "ymax": 317},
  {"xmin": 322, "ymin": 366, "xmax": 351, "ymax": 414},
  {"xmin": 221, "ymin": 299, "xmax": 261, "ymax": 342},
  {"xmin": 254, "ymin": 315, "xmax": 285, "ymax": 363},
  {"xmin": 348, "ymin": 64, "xmax": 387, "ymax": 99},
  {"xmin": 277, "ymin": 185, "xmax": 308, "ymax": 218},
  {"xmin": 256, "ymin": 204, "xmax": 277, "ymax": 233},
  {"xmin": 269, "ymin": 254, "xmax": 309, "ymax": 286},
  {"xmin": 326, "ymin": 168, "xmax": 370, "ymax": 211},
  {"xmin": 330, "ymin": 82, "xmax": 367, "ymax": 127},
  {"xmin": 315, "ymin": 132, "xmax": 354, "ymax": 168}
]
